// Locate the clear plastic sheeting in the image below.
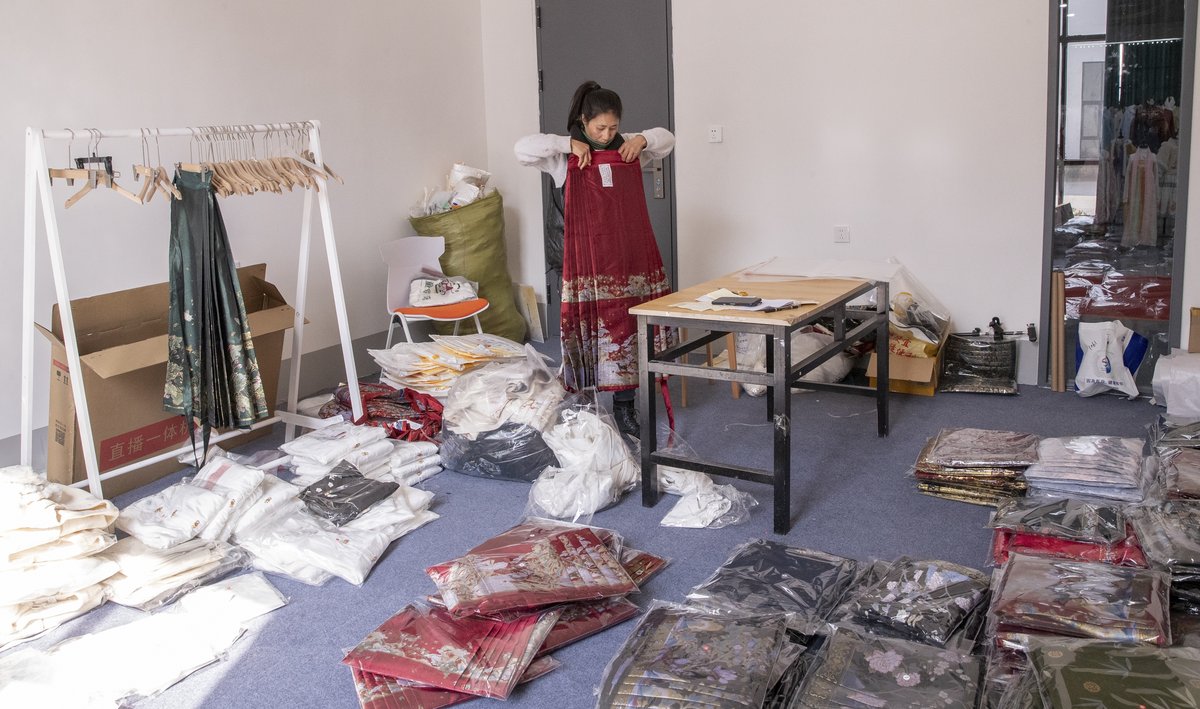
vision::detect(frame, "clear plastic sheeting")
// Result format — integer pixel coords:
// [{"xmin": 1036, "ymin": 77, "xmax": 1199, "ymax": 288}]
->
[
  {"xmin": 440, "ymin": 422, "xmax": 560, "ymax": 482},
  {"xmin": 442, "ymin": 346, "xmax": 565, "ymax": 439},
  {"xmin": 840, "ymin": 557, "xmax": 989, "ymax": 647},
  {"xmin": 1023, "ymin": 436, "xmax": 1151, "ymax": 503},
  {"xmin": 790, "ymin": 628, "xmax": 982, "ymax": 708},
  {"xmin": 526, "ymin": 406, "xmax": 639, "ymax": 523},
  {"xmin": 990, "ymin": 553, "xmax": 1172, "ymax": 648},
  {"xmin": 734, "ymin": 328, "xmax": 854, "ymax": 397},
  {"xmin": 595, "ymin": 602, "xmax": 788, "ymax": 709},
  {"xmin": 685, "ymin": 540, "xmax": 858, "ymax": 633},
  {"xmin": 341, "ymin": 603, "xmax": 560, "ymax": 701},
  {"xmin": 660, "ymin": 482, "xmax": 757, "ymax": 529},
  {"xmin": 1026, "ymin": 640, "xmax": 1200, "ymax": 708}
]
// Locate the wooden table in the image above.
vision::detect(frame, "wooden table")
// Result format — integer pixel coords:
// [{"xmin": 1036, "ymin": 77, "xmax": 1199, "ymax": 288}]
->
[{"xmin": 630, "ymin": 272, "xmax": 890, "ymax": 533}]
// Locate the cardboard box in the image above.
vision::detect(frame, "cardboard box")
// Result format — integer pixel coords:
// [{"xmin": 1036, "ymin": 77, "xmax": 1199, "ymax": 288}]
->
[
  {"xmin": 1190, "ymin": 307, "xmax": 1200, "ymax": 353},
  {"xmin": 865, "ymin": 330, "xmax": 951, "ymax": 397},
  {"xmin": 39, "ymin": 264, "xmax": 294, "ymax": 498}
]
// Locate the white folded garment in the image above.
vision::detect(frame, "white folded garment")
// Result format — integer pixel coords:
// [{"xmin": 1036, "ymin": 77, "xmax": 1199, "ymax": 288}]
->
[
  {"xmin": 658, "ymin": 467, "xmax": 716, "ymax": 496},
  {"xmin": 175, "ymin": 572, "xmax": 287, "ymax": 625},
  {"xmin": 229, "ymin": 475, "xmax": 300, "ymax": 541},
  {"xmin": 116, "ymin": 484, "xmax": 227, "ymax": 550},
  {"xmin": 279, "ymin": 421, "xmax": 387, "ymax": 466},
  {"xmin": 0, "ymin": 583, "xmax": 107, "ymax": 652},
  {"xmin": 239, "ymin": 485, "xmax": 437, "ymax": 586},
  {"xmin": 342, "ymin": 439, "xmax": 396, "ymax": 470},
  {"xmin": 104, "ymin": 559, "xmax": 223, "ymax": 609},
  {"xmin": 0, "ymin": 580, "xmax": 278, "ymax": 708},
  {"xmin": 0, "ymin": 529, "xmax": 115, "ymax": 569},
  {"xmin": 388, "ymin": 455, "xmax": 443, "ymax": 478},
  {"xmin": 400, "ymin": 464, "xmax": 443, "ymax": 486},
  {"xmin": 390, "ymin": 440, "xmax": 439, "ymax": 467},
  {"xmin": 529, "ymin": 467, "xmax": 622, "ymax": 520},
  {"xmin": 202, "ymin": 486, "xmax": 263, "ymax": 543},
  {"xmin": 0, "ymin": 555, "xmax": 119, "ymax": 605},
  {"xmin": 99, "ymin": 536, "xmax": 236, "ymax": 609},
  {"xmin": 0, "ymin": 482, "xmax": 118, "ymax": 558},
  {"xmin": 189, "ymin": 457, "xmax": 266, "ymax": 542}
]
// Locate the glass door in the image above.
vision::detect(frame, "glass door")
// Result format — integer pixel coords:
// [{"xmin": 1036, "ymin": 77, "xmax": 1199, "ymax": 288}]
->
[{"xmin": 1048, "ymin": 0, "xmax": 1193, "ymax": 392}]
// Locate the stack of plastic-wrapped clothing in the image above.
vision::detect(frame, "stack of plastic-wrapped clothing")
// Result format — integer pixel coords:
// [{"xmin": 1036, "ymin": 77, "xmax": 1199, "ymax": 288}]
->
[
  {"xmin": 912, "ymin": 427, "xmax": 1037, "ymax": 506},
  {"xmin": 0, "ymin": 572, "xmax": 287, "ymax": 707},
  {"xmin": 343, "ymin": 517, "xmax": 667, "ymax": 705},
  {"xmin": 440, "ymin": 347, "xmax": 566, "ymax": 482},
  {"xmin": 1023, "ymin": 435, "xmax": 1151, "ymax": 502},
  {"xmin": 318, "ymin": 382, "xmax": 443, "ymax": 442},
  {"xmin": 1133, "ymin": 503, "xmax": 1200, "ymax": 610},
  {"xmin": 987, "ymin": 497, "xmax": 1148, "ymax": 568},
  {"xmin": 280, "ymin": 421, "xmax": 443, "ymax": 488},
  {"xmin": 0, "ymin": 466, "xmax": 118, "ymax": 650},
  {"xmin": 368, "ymin": 333, "xmax": 525, "ymax": 397},
  {"xmin": 1153, "ymin": 416, "xmax": 1200, "ymax": 500}
]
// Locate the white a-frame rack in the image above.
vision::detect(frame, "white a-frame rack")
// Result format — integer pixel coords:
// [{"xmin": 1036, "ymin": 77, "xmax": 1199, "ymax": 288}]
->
[{"xmin": 21, "ymin": 120, "xmax": 364, "ymax": 498}]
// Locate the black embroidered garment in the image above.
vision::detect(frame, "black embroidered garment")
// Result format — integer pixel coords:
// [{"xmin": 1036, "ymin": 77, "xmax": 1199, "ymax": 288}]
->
[{"xmin": 843, "ymin": 557, "xmax": 989, "ymax": 647}]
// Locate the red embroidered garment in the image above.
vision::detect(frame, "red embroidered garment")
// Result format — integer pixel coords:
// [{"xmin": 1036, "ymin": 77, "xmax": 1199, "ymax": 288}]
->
[
  {"xmin": 991, "ymin": 525, "xmax": 1149, "ymax": 568},
  {"xmin": 426, "ymin": 525, "xmax": 638, "ymax": 616},
  {"xmin": 561, "ymin": 151, "xmax": 673, "ymax": 392},
  {"xmin": 537, "ymin": 596, "xmax": 640, "ymax": 656},
  {"xmin": 341, "ymin": 604, "xmax": 560, "ymax": 700},
  {"xmin": 349, "ymin": 655, "xmax": 561, "ymax": 709}
]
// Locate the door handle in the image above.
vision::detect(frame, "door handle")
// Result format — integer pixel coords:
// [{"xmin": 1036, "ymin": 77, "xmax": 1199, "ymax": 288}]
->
[{"xmin": 642, "ymin": 158, "xmax": 665, "ymax": 199}]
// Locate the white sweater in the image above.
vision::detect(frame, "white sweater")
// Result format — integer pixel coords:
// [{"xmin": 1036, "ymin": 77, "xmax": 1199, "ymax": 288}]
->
[{"xmin": 513, "ymin": 127, "xmax": 675, "ymax": 188}]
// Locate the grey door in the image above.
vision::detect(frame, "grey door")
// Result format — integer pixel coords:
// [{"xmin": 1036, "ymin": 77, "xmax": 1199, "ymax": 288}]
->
[{"xmin": 535, "ymin": 0, "xmax": 676, "ymax": 337}]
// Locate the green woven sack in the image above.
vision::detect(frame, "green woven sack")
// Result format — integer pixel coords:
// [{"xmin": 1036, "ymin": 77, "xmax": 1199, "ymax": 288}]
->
[{"xmin": 408, "ymin": 190, "xmax": 527, "ymax": 342}]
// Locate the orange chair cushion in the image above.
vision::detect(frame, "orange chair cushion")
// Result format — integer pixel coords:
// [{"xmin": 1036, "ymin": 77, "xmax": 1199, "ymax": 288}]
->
[{"xmin": 394, "ymin": 298, "xmax": 489, "ymax": 321}]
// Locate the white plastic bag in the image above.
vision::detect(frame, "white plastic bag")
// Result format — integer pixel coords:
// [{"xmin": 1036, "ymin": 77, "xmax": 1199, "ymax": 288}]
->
[
  {"xmin": 1076, "ymin": 320, "xmax": 1140, "ymax": 399},
  {"xmin": 736, "ymin": 329, "xmax": 853, "ymax": 397},
  {"xmin": 1152, "ymin": 349, "xmax": 1200, "ymax": 422}
]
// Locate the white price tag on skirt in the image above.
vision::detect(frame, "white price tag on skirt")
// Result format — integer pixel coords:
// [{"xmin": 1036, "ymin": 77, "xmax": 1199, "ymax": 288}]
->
[{"xmin": 599, "ymin": 163, "xmax": 613, "ymax": 187}]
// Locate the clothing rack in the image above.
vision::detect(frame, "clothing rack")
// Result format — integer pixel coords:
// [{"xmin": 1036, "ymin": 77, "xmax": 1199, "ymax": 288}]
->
[{"xmin": 21, "ymin": 120, "xmax": 364, "ymax": 498}]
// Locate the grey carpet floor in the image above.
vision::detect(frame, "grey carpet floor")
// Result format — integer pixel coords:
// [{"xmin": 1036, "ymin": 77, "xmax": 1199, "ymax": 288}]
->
[{"xmin": 6, "ymin": 378, "xmax": 1158, "ymax": 708}]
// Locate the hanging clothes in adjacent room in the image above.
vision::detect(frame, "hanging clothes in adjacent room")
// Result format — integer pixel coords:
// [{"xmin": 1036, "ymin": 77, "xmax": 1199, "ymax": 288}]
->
[
  {"xmin": 1122, "ymin": 147, "xmax": 1159, "ymax": 247},
  {"xmin": 163, "ymin": 169, "xmax": 269, "ymax": 454},
  {"xmin": 560, "ymin": 150, "xmax": 672, "ymax": 392}
]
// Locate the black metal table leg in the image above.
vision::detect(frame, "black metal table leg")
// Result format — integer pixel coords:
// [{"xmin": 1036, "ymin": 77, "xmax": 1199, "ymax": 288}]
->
[
  {"xmin": 875, "ymin": 282, "xmax": 890, "ymax": 438},
  {"xmin": 772, "ymin": 326, "xmax": 792, "ymax": 534},
  {"xmin": 765, "ymin": 334, "xmax": 775, "ymax": 422},
  {"xmin": 638, "ymin": 315, "xmax": 660, "ymax": 507}
]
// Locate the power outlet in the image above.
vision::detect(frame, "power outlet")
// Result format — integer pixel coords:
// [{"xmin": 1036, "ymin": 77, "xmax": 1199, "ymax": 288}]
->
[
  {"xmin": 834, "ymin": 225, "xmax": 851, "ymax": 243},
  {"xmin": 707, "ymin": 125, "xmax": 723, "ymax": 143}
]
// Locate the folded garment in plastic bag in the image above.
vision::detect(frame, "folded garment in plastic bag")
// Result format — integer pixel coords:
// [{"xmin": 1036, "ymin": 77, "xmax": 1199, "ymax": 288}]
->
[
  {"xmin": 441, "ymin": 423, "xmax": 560, "ymax": 482},
  {"xmin": 923, "ymin": 428, "xmax": 1040, "ymax": 468},
  {"xmin": 300, "ymin": 462, "xmax": 400, "ymax": 526},
  {"xmin": 537, "ymin": 597, "xmax": 640, "ymax": 656},
  {"xmin": 1164, "ymin": 447, "xmax": 1200, "ymax": 499},
  {"xmin": 187, "ymin": 456, "xmax": 266, "ymax": 542},
  {"xmin": 0, "ymin": 528, "xmax": 115, "ymax": 570},
  {"xmin": 686, "ymin": 540, "xmax": 858, "ymax": 632},
  {"xmin": 350, "ymin": 655, "xmax": 560, "ymax": 709},
  {"xmin": 991, "ymin": 553, "xmax": 1171, "ymax": 647},
  {"xmin": 239, "ymin": 486, "xmax": 437, "ymax": 586},
  {"xmin": 0, "ymin": 554, "xmax": 118, "ymax": 606},
  {"xmin": 0, "ymin": 572, "xmax": 286, "ymax": 708},
  {"xmin": 229, "ymin": 475, "xmax": 301, "ymax": 541},
  {"xmin": 1027, "ymin": 639, "xmax": 1200, "ymax": 708},
  {"xmin": 117, "ymin": 483, "xmax": 227, "ymax": 550},
  {"xmin": 0, "ymin": 471, "xmax": 118, "ymax": 559},
  {"xmin": 790, "ymin": 628, "xmax": 982, "ymax": 708},
  {"xmin": 0, "ymin": 583, "xmax": 107, "ymax": 651},
  {"xmin": 427, "ymin": 523, "xmax": 636, "ymax": 616},
  {"xmin": 101, "ymin": 537, "xmax": 246, "ymax": 611},
  {"xmin": 841, "ymin": 556, "xmax": 989, "ymax": 646},
  {"xmin": 342, "ymin": 604, "xmax": 560, "ymax": 700},
  {"xmin": 596, "ymin": 602, "xmax": 788, "ymax": 709},
  {"xmin": 279, "ymin": 421, "xmax": 387, "ymax": 466},
  {"xmin": 1024, "ymin": 436, "xmax": 1150, "ymax": 503},
  {"xmin": 176, "ymin": 572, "xmax": 288, "ymax": 625},
  {"xmin": 392, "ymin": 440, "xmax": 440, "ymax": 467}
]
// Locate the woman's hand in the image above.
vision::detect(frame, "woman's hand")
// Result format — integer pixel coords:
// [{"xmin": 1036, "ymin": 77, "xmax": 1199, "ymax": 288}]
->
[
  {"xmin": 570, "ymin": 138, "xmax": 592, "ymax": 169},
  {"xmin": 619, "ymin": 134, "xmax": 648, "ymax": 163}
]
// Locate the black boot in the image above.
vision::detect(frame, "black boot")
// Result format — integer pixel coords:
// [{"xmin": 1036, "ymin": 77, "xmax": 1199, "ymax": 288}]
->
[{"xmin": 613, "ymin": 399, "xmax": 640, "ymax": 439}]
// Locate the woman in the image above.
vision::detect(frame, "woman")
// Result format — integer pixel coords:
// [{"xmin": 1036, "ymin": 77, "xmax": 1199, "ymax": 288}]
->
[{"xmin": 515, "ymin": 80, "xmax": 675, "ymax": 438}]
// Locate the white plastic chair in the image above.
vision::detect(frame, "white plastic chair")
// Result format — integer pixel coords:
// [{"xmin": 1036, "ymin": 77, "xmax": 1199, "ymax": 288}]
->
[{"xmin": 381, "ymin": 236, "xmax": 490, "ymax": 348}]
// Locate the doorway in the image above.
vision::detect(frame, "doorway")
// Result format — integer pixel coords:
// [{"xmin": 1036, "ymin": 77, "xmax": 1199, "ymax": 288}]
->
[{"xmin": 535, "ymin": 0, "xmax": 677, "ymax": 337}]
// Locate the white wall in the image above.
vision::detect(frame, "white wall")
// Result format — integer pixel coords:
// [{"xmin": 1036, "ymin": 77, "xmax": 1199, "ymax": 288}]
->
[
  {"xmin": 0, "ymin": 1, "xmax": 488, "ymax": 441},
  {"xmin": 480, "ymin": 1, "xmax": 545, "ymax": 295},
  {"xmin": 671, "ymin": 1, "xmax": 1052, "ymax": 340}
]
